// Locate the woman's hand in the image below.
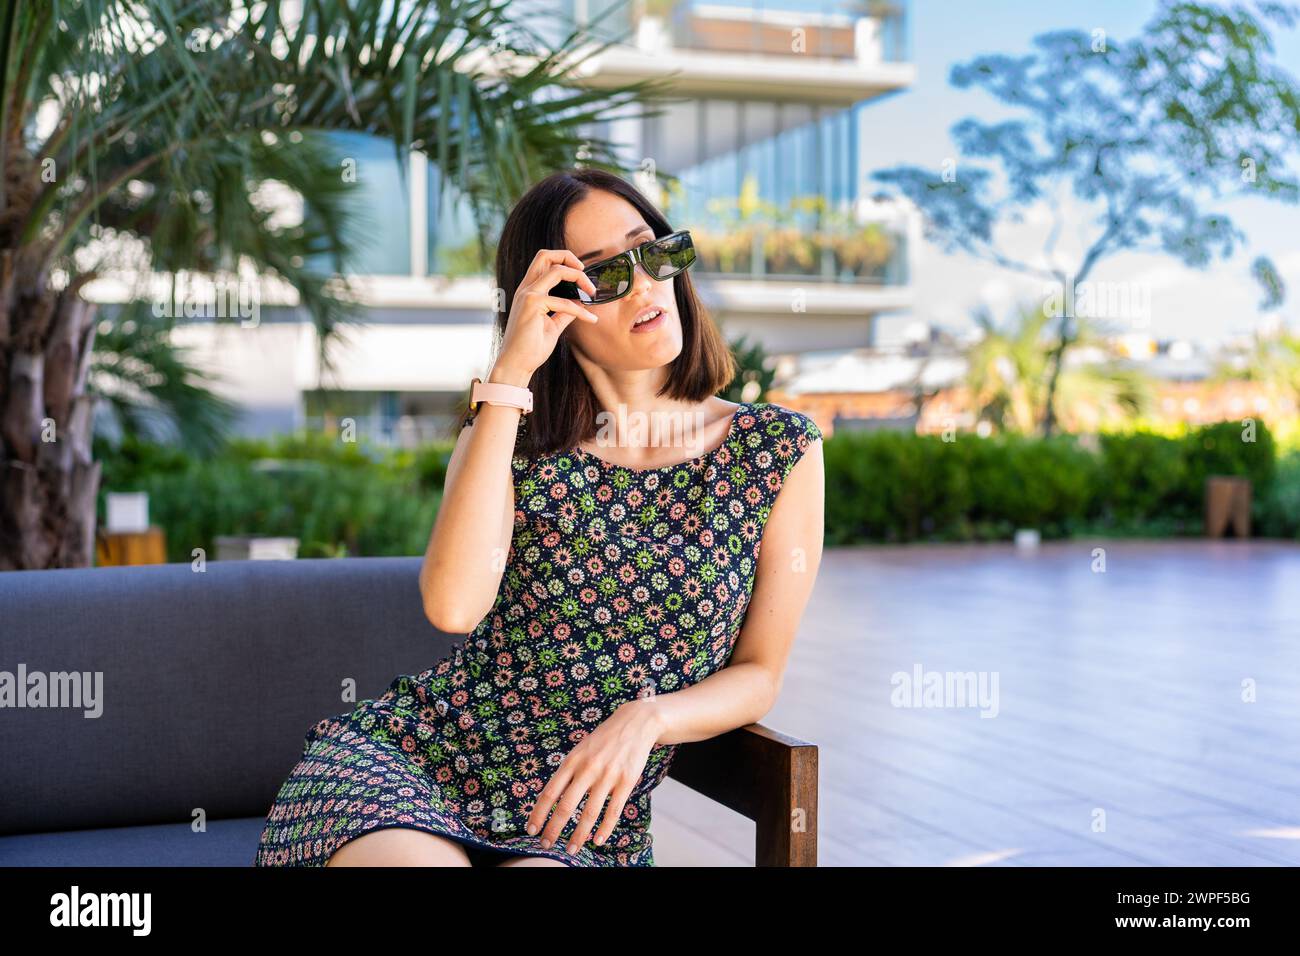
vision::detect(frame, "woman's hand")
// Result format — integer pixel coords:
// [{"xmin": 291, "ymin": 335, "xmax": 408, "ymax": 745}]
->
[
  {"xmin": 525, "ymin": 698, "xmax": 662, "ymax": 855},
  {"xmin": 495, "ymin": 248, "xmax": 601, "ymax": 379}
]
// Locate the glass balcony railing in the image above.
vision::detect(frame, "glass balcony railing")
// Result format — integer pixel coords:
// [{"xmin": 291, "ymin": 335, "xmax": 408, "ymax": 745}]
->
[
  {"xmin": 667, "ymin": 0, "xmax": 908, "ymax": 62},
  {"xmin": 690, "ymin": 221, "xmax": 908, "ymax": 285},
  {"xmin": 667, "ymin": 177, "xmax": 910, "ymax": 285},
  {"xmin": 554, "ymin": 0, "xmax": 909, "ymax": 63}
]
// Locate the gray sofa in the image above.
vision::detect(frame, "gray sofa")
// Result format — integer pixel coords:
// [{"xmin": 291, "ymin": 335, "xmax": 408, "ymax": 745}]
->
[{"xmin": 0, "ymin": 557, "xmax": 817, "ymax": 866}]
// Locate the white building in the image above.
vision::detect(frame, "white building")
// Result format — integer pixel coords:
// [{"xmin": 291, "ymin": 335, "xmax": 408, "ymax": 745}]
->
[{"xmin": 88, "ymin": 0, "xmax": 916, "ymax": 444}]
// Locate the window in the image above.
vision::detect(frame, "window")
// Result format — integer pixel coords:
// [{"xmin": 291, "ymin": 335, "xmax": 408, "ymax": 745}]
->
[{"xmin": 325, "ymin": 131, "xmax": 411, "ymax": 276}]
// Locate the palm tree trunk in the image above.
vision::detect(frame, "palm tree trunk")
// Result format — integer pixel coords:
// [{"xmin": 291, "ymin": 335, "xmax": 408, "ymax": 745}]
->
[{"xmin": 0, "ymin": 270, "xmax": 101, "ymax": 570}]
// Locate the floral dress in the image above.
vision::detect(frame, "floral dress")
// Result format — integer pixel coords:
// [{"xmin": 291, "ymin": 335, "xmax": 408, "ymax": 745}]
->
[{"xmin": 253, "ymin": 400, "xmax": 822, "ymax": 867}]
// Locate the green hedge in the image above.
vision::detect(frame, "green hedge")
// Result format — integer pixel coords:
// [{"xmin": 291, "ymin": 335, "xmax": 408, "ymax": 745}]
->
[
  {"xmin": 95, "ymin": 432, "xmax": 446, "ymax": 561},
  {"xmin": 824, "ymin": 419, "xmax": 1284, "ymax": 545},
  {"xmin": 824, "ymin": 431, "xmax": 1102, "ymax": 544},
  {"xmin": 1255, "ymin": 450, "xmax": 1300, "ymax": 539},
  {"xmin": 1095, "ymin": 420, "xmax": 1276, "ymax": 528},
  {"xmin": 93, "ymin": 419, "xmax": 1294, "ymax": 559}
]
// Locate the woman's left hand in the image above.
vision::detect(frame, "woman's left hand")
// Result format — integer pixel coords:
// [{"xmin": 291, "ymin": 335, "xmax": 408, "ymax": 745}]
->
[{"xmin": 525, "ymin": 697, "xmax": 662, "ymax": 855}]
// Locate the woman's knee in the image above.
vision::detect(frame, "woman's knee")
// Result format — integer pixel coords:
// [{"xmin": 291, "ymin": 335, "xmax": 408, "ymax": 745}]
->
[{"xmin": 325, "ymin": 828, "xmax": 473, "ymax": 867}]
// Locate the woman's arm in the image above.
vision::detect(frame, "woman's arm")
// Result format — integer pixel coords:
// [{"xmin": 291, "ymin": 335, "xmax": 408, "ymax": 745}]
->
[
  {"xmin": 418, "ymin": 361, "xmax": 532, "ymax": 633},
  {"xmin": 420, "ymin": 247, "xmax": 598, "ymax": 633},
  {"xmin": 634, "ymin": 436, "xmax": 825, "ymax": 744}
]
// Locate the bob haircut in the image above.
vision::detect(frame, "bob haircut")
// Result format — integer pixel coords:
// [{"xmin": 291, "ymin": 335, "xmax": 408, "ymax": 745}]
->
[{"xmin": 474, "ymin": 166, "xmax": 736, "ymax": 461}]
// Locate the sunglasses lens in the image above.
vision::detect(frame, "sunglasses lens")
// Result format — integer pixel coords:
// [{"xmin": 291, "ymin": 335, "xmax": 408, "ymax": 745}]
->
[
  {"xmin": 548, "ymin": 262, "xmax": 628, "ymax": 304},
  {"xmin": 642, "ymin": 232, "xmax": 696, "ymax": 279},
  {"xmin": 581, "ymin": 257, "xmax": 632, "ymax": 303},
  {"xmin": 551, "ymin": 232, "xmax": 694, "ymax": 303}
]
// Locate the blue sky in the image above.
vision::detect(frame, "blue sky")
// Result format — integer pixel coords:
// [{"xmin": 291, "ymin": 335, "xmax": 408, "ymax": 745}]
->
[{"xmin": 855, "ymin": 0, "xmax": 1300, "ymax": 346}]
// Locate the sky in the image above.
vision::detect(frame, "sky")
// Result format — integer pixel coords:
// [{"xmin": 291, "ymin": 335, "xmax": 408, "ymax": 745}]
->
[{"xmin": 854, "ymin": 0, "xmax": 1300, "ymax": 348}]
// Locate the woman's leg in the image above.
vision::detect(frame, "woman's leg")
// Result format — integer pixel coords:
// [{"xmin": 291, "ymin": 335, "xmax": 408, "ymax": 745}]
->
[
  {"xmin": 326, "ymin": 828, "xmax": 473, "ymax": 867},
  {"xmin": 494, "ymin": 854, "xmax": 570, "ymax": 867}
]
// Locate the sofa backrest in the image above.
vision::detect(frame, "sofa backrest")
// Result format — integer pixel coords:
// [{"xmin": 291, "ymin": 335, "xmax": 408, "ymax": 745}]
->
[{"xmin": 0, "ymin": 556, "xmax": 457, "ymax": 836}]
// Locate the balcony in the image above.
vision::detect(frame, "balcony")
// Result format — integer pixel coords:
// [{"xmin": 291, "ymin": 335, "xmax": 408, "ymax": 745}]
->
[
  {"xmin": 693, "ymin": 220, "xmax": 908, "ymax": 285},
  {"xmin": 661, "ymin": 0, "xmax": 909, "ymax": 62},
  {"xmin": 690, "ymin": 218, "xmax": 913, "ymax": 327},
  {"xmin": 553, "ymin": 0, "xmax": 914, "ymax": 106},
  {"xmin": 674, "ymin": 183, "xmax": 911, "ymax": 284}
]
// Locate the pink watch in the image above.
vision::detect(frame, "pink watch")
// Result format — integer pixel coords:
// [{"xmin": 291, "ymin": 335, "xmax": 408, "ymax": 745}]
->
[{"xmin": 468, "ymin": 376, "xmax": 533, "ymax": 416}]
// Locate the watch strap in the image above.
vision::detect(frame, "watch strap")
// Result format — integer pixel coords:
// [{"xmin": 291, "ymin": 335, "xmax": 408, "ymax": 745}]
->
[{"xmin": 470, "ymin": 377, "xmax": 533, "ymax": 414}]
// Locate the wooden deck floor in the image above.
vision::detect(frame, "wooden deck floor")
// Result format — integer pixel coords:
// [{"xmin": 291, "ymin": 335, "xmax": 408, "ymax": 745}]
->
[{"xmin": 650, "ymin": 539, "xmax": 1300, "ymax": 866}]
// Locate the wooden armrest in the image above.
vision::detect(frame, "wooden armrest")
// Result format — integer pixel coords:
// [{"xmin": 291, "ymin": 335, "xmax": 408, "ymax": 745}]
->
[{"xmin": 666, "ymin": 723, "xmax": 818, "ymax": 866}]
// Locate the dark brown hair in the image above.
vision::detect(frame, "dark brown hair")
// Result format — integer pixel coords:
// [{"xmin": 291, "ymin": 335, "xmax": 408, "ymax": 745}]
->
[{"xmin": 478, "ymin": 166, "xmax": 736, "ymax": 460}]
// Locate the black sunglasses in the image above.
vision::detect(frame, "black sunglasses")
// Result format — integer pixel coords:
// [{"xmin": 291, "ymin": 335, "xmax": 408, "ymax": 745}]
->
[{"xmin": 550, "ymin": 229, "xmax": 697, "ymax": 305}]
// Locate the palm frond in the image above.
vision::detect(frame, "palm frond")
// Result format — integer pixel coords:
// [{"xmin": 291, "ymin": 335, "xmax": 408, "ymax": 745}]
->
[
  {"xmin": 8, "ymin": 0, "xmax": 676, "ymax": 446},
  {"xmin": 89, "ymin": 300, "xmax": 243, "ymax": 455}
]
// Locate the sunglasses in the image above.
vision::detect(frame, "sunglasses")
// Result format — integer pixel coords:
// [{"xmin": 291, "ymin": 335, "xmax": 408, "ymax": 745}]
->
[{"xmin": 550, "ymin": 229, "xmax": 697, "ymax": 305}]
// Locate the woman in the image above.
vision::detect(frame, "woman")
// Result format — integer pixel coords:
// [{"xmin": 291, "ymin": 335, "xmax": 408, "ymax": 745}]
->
[{"xmin": 253, "ymin": 167, "xmax": 824, "ymax": 868}]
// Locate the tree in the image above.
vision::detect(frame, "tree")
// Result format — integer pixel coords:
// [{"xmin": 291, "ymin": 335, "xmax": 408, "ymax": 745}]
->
[
  {"xmin": 89, "ymin": 303, "xmax": 244, "ymax": 455},
  {"xmin": 0, "ymin": 0, "xmax": 671, "ymax": 570},
  {"xmin": 964, "ymin": 304, "xmax": 1153, "ymax": 433},
  {"xmin": 871, "ymin": 0, "xmax": 1300, "ymax": 436},
  {"xmin": 1212, "ymin": 320, "xmax": 1300, "ymax": 417}
]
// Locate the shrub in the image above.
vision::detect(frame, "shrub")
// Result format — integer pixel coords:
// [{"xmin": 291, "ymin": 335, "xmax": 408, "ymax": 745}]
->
[
  {"xmin": 93, "ymin": 417, "xmax": 1290, "ymax": 556},
  {"xmin": 823, "ymin": 430, "xmax": 1097, "ymax": 543},
  {"xmin": 821, "ymin": 418, "xmax": 1280, "ymax": 543},
  {"xmin": 1257, "ymin": 451, "xmax": 1300, "ymax": 539},
  {"xmin": 95, "ymin": 432, "xmax": 439, "ymax": 561},
  {"xmin": 963, "ymin": 434, "xmax": 1099, "ymax": 536},
  {"xmin": 1181, "ymin": 419, "xmax": 1276, "ymax": 503},
  {"xmin": 1096, "ymin": 431, "xmax": 1189, "ymax": 523}
]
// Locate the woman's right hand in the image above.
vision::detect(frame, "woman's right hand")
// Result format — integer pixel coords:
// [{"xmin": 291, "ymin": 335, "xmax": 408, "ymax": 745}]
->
[
  {"xmin": 495, "ymin": 248, "xmax": 601, "ymax": 378},
  {"xmin": 420, "ymin": 249, "xmax": 599, "ymax": 633}
]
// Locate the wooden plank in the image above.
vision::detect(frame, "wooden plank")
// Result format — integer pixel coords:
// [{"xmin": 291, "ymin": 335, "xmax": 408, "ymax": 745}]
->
[{"xmin": 651, "ymin": 540, "xmax": 1300, "ymax": 866}]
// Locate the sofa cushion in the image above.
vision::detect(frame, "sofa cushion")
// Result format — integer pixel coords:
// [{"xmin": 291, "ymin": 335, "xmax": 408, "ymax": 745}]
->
[
  {"xmin": 0, "ymin": 556, "xmax": 458, "ymax": 837},
  {"xmin": 0, "ymin": 817, "xmax": 268, "ymax": 866}
]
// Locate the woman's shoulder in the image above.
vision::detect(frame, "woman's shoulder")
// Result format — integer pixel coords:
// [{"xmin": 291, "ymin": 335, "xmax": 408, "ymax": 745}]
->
[
  {"xmin": 732, "ymin": 401, "xmax": 823, "ymax": 501},
  {"xmin": 738, "ymin": 401, "xmax": 824, "ymax": 447}
]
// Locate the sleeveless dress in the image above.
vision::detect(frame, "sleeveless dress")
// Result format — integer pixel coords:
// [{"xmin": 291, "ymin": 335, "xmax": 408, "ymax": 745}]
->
[{"xmin": 252, "ymin": 400, "xmax": 822, "ymax": 867}]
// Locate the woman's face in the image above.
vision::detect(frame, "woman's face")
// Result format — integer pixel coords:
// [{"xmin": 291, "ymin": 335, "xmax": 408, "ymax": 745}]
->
[{"xmin": 560, "ymin": 189, "xmax": 684, "ymax": 371}]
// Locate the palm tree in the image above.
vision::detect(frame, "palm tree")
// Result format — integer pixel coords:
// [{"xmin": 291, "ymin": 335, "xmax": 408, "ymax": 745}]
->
[
  {"xmin": 0, "ymin": 0, "xmax": 671, "ymax": 570},
  {"xmin": 1211, "ymin": 322, "xmax": 1300, "ymax": 418},
  {"xmin": 90, "ymin": 301, "xmax": 244, "ymax": 455},
  {"xmin": 964, "ymin": 304, "xmax": 1152, "ymax": 433}
]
